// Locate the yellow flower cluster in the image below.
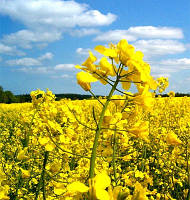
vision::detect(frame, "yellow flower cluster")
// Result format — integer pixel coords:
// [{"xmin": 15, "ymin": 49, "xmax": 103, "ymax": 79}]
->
[{"xmin": 76, "ymin": 39, "xmax": 157, "ymax": 96}]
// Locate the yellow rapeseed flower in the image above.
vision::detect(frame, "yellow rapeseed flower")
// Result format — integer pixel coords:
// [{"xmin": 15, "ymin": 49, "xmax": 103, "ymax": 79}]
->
[
  {"xmin": 76, "ymin": 71, "xmax": 98, "ymax": 91},
  {"xmin": 95, "ymin": 45, "xmax": 118, "ymax": 58},
  {"xmin": 166, "ymin": 131, "xmax": 182, "ymax": 145}
]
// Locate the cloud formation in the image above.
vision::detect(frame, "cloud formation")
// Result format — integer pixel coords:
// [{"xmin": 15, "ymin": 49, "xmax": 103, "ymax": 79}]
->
[
  {"xmin": 2, "ymin": 30, "xmax": 62, "ymax": 49},
  {"xmin": 150, "ymin": 57, "xmax": 190, "ymax": 78},
  {"xmin": 19, "ymin": 66, "xmax": 51, "ymax": 73},
  {"xmin": 128, "ymin": 26, "xmax": 183, "ymax": 39},
  {"xmin": 94, "ymin": 30, "xmax": 136, "ymax": 42},
  {"xmin": 159, "ymin": 58, "xmax": 190, "ymax": 69},
  {"xmin": 54, "ymin": 64, "xmax": 75, "ymax": 70},
  {"xmin": 134, "ymin": 40, "xmax": 186, "ymax": 57},
  {"xmin": 6, "ymin": 58, "xmax": 42, "ymax": 66},
  {"xmin": 0, "ymin": 0, "xmax": 116, "ymax": 29},
  {"xmin": 38, "ymin": 52, "xmax": 54, "ymax": 61},
  {"xmin": 94, "ymin": 26, "xmax": 184, "ymax": 42},
  {"xmin": 76, "ymin": 48, "xmax": 92, "ymax": 56},
  {"xmin": 0, "ymin": 0, "xmax": 116, "ymax": 49},
  {"xmin": 70, "ymin": 28, "xmax": 100, "ymax": 37},
  {"xmin": 6, "ymin": 52, "xmax": 53, "ymax": 66},
  {"xmin": 0, "ymin": 43, "xmax": 25, "ymax": 56}
]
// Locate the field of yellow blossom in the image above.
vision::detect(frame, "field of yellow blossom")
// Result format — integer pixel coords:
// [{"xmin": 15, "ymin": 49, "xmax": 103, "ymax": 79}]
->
[
  {"xmin": 0, "ymin": 94, "xmax": 190, "ymax": 200},
  {"xmin": 0, "ymin": 39, "xmax": 189, "ymax": 200}
]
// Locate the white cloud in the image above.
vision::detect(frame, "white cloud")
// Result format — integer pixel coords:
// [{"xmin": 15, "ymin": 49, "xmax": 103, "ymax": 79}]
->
[
  {"xmin": 159, "ymin": 58, "xmax": 190, "ymax": 69},
  {"xmin": 128, "ymin": 26, "xmax": 183, "ymax": 39},
  {"xmin": 6, "ymin": 52, "xmax": 54, "ymax": 66},
  {"xmin": 51, "ymin": 74, "xmax": 73, "ymax": 79},
  {"xmin": 75, "ymin": 10, "xmax": 116, "ymax": 27},
  {"xmin": 149, "ymin": 57, "xmax": 190, "ymax": 78},
  {"xmin": 35, "ymin": 43, "xmax": 48, "ymax": 49},
  {"xmin": 186, "ymin": 44, "xmax": 190, "ymax": 49},
  {"xmin": 0, "ymin": 43, "xmax": 25, "ymax": 56},
  {"xmin": 54, "ymin": 64, "xmax": 75, "ymax": 70},
  {"xmin": 2, "ymin": 30, "xmax": 62, "ymax": 49},
  {"xmin": 1, "ymin": 0, "xmax": 116, "ymax": 49},
  {"xmin": 19, "ymin": 66, "xmax": 51, "ymax": 73},
  {"xmin": 61, "ymin": 74, "xmax": 72, "ymax": 78},
  {"xmin": 94, "ymin": 26, "xmax": 183, "ymax": 42},
  {"xmin": 151, "ymin": 66, "xmax": 178, "ymax": 74},
  {"xmin": 70, "ymin": 28, "xmax": 100, "ymax": 37},
  {"xmin": 133, "ymin": 40, "xmax": 186, "ymax": 57},
  {"xmin": 6, "ymin": 58, "xmax": 42, "ymax": 66},
  {"xmin": 94, "ymin": 30, "xmax": 136, "ymax": 42},
  {"xmin": 152, "ymin": 73, "xmax": 171, "ymax": 78},
  {"xmin": 76, "ymin": 48, "xmax": 91, "ymax": 56},
  {"xmin": 76, "ymin": 47, "xmax": 103, "ymax": 62},
  {"xmin": 0, "ymin": 0, "xmax": 116, "ymax": 29},
  {"xmin": 38, "ymin": 52, "xmax": 54, "ymax": 61}
]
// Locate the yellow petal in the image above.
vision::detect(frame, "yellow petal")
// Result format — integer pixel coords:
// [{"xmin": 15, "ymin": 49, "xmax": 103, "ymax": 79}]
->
[
  {"xmin": 95, "ymin": 45, "xmax": 117, "ymax": 58},
  {"xmin": 54, "ymin": 188, "xmax": 65, "ymax": 195},
  {"xmin": 99, "ymin": 57, "xmax": 116, "ymax": 77},
  {"xmin": 96, "ymin": 189, "xmax": 110, "ymax": 200},
  {"xmin": 166, "ymin": 131, "xmax": 182, "ymax": 145},
  {"xmin": 82, "ymin": 51, "xmax": 97, "ymax": 71},
  {"xmin": 133, "ymin": 182, "xmax": 148, "ymax": 200},
  {"xmin": 21, "ymin": 169, "xmax": 30, "ymax": 178},
  {"xmin": 67, "ymin": 181, "xmax": 89, "ymax": 193},
  {"xmin": 95, "ymin": 171, "xmax": 111, "ymax": 189},
  {"xmin": 39, "ymin": 137, "xmax": 50, "ymax": 146},
  {"xmin": 77, "ymin": 71, "xmax": 97, "ymax": 83},
  {"xmin": 121, "ymin": 81, "xmax": 131, "ymax": 90},
  {"xmin": 45, "ymin": 143, "xmax": 55, "ymax": 151},
  {"xmin": 76, "ymin": 71, "xmax": 98, "ymax": 91}
]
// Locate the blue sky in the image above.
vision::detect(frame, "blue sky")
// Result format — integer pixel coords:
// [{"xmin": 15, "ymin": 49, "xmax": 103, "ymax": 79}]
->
[{"xmin": 0, "ymin": 0, "xmax": 190, "ymax": 95}]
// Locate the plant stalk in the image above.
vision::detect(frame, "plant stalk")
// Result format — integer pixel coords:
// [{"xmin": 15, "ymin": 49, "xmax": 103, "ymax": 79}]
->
[
  {"xmin": 89, "ymin": 77, "xmax": 120, "ymax": 179},
  {"xmin": 35, "ymin": 151, "xmax": 49, "ymax": 200}
]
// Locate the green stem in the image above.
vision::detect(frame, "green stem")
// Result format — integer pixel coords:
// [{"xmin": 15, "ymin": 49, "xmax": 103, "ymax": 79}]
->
[
  {"xmin": 35, "ymin": 151, "xmax": 49, "ymax": 200},
  {"xmin": 42, "ymin": 152, "xmax": 49, "ymax": 200},
  {"xmin": 186, "ymin": 140, "xmax": 190, "ymax": 200},
  {"xmin": 141, "ymin": 142, "xmax": 146, "ymax": 172},
  {"xmin": 112, "ymin": 126, "xmax": 117, "ymax": 185},
  {"xmin": 15, "ymin": 169, "xmax": 22, "ymax": 200},
  {"xmin": 89, "ymin": 76, "xmax": 120, "ymax": 178},
  {"xmin": 24, "ymin": 102, "xmax": 43, "ymax": 147}
]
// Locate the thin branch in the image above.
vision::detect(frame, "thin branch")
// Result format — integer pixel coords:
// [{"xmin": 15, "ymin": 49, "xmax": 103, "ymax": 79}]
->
[
  {"xmin": 111, "ymin": 58, "xmax": 117, "ymax": 75},
  {"xmin": 116, "ymin": 63, "xmax": 122, "ymax": 76},
  {"xmin": 48, "ymin": 133, "xmax": 91, "ymax": 159},
  {"xmin": 92, "ymin": 106, "xmax": 98, "ymax": 127},
  {"xmin": 89, "ymin": 90, "xmax": 104, "ymax": 106},
  {"xmin": 35, "ymin": 151, "xmax": 49, "ymax": 200},
  {"xmin": 119, "ymin": 80, "xmax": 143, "ymax": 84},
  {"xmin": 93, "ymin": 71, "xmax": 115, "ymax": 84},
  {"xmin": 67, "ymin": 105, "xmax": 96, "ymax": 131},
  {"xmin": 119, "ymin": 70, "xmax": 137, "ymax": 78},
  {"xmin": 112, "ymin": 126, "xmax": 118, "ymax": 185}
]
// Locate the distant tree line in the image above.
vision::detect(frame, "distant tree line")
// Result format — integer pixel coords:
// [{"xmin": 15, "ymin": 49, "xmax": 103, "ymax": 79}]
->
[
  {"xmin": 0, "ymin": 86, "xmax": 35, "ymax": 103},
  {"xmin": 0, "ymin": 86, "xmax": 18, "ymax": 103},
  {"xmin": 0, "ymin": 85, "xmax": 190, "ymax": 104},
  {"xmin": 0, "ymin": 85, "xmax": 96, "ymax": 103},
  {"xmin": 156, "ymin": 93, "xmax": 190, "ymax": 97}
]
